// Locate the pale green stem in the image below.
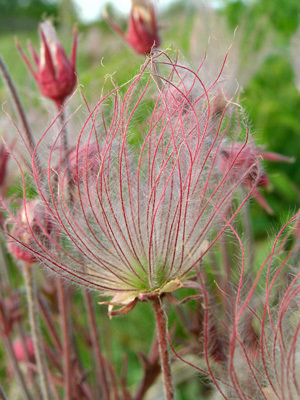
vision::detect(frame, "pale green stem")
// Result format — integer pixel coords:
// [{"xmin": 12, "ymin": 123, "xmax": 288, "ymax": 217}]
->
[
  {"xmin": 23, "ymin": 262, "xmax": 51, "ymax": 400},
  {"xmin": 0, "ymin": 385, "xmax": 8, "ymax": 400}
]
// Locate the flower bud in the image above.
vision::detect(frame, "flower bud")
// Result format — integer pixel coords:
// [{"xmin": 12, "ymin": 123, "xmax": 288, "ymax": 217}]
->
[
  {"xmin": 13, "ymin": 336, "xmax": 35, "ymax": 362},
  {"xmin": 68, "ymin": 142, "xmax": 101, "ymax": 184},
  {"xmin": 0, "ymin": 144, "xmax": 9, "ymax": 188},
  {"xmin": 17, "ymin": 20, "xmax": 77, "ymax": 108},
  {"xmin": 105, "ymin": 0, "xmax": 160, "ymax": 55},
  {"xmin": 218, "ymin": 143, "xmax": 294, "ymax": 213},
  {"xmin": 218, "ymin": 143, "xmax": 267, "ymax": 188},
  {"xmin": 8, "ymin": 200, "xmax": 43, "ymax": 264}
]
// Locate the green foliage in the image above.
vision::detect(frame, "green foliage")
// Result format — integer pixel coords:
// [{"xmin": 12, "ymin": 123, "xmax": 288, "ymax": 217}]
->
[
  {"xmin": 224, "ymin": 0, "xmax": 300, "ymax": 37},
  {"xmin": 242, "ymin": 55, "xmax": 300, "ymax": 235},
  {"xmin": 0, "ymin": 0, "xmax": 58, "ymax": 33}
]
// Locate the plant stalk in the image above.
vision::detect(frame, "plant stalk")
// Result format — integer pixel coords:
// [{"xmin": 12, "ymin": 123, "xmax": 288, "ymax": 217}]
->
[
  {"xmin": 0, "ymin": 54, "xmax": 43, "ymax": 180},
  {"xmin": 151, "ymin": 297, "xmax": 174, "ymax": 400},
  {"xmin": 23, "ymin": 262, "xmax": 51, "ymax": 400},
  {"xmin": 0, "ymin": 385, "xmax": 8, "ymax": 400},
  {"xmin": 57, "ymin": 108, "xmax": 74, "ymax": 400},
  {"xmin": 0, "ymin": 55, "xmax": 35, "ymax": 152},
  {"xmin": 2, "ymin": 335, "xmax": 34, "ymax": 400},
  {"xmin": 84, "ymin": 290, "xmax": 110, "ymax": 400},
  {"xmin": 57, "ymin": 278, "xmax": 73, "ymax": 400}
]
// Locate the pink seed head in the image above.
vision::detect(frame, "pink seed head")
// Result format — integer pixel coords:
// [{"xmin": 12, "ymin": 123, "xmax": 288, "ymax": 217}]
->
[
  {"xmin": 7, "ymin": 53, "xmax": 257, "ymax": 310},
  {"xmin": 211, "ymin": 214, "xmax": 300, "ymax": 399}
]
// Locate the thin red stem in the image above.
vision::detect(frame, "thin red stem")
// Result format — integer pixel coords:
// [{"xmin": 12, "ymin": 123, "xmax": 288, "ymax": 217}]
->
[
  {"xmin": 151, "ymin": 297, "xmax": 174, "ymax": 400},
  {"xmin": 84, "ymin": 290, "xmax": 110, "ymax": 400}
]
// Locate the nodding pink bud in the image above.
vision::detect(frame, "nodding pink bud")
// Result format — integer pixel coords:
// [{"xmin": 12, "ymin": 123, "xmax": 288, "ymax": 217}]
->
[
  {"xmin": 0, "ymin": 144, "xmax": 10, "ymax": 187},
  {"xmin": 13, "ymin": 337, "xmax": 35, "ymax": 362},
  {"xmin": 218, "ymin": 143, "xmax": 266, "ymax": 188},
  {"xmin": 105, "ymin": 0, "xmax": 160, "ymax": 55},
  {"xmin": 68, "ymin": 143, "xmax": 101, "ymax": 184},
  {"xmin": 17, "ymin": 20, "xmax": 77, "ymax": 108},
  {"xmin": 218, "ymin": 143, "xmax": 293, "ymax": 213},
  {"xmin": 8, "ymin": 200, "xmax": 42, "ymax": 264}
]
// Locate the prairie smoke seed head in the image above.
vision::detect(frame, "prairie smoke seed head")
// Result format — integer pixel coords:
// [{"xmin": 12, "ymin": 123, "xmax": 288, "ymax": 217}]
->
[
  {"xmin": 220, "ymin": 216, "xmax": 300, "ymax": 399},
  {"xmin": 17, "ymin": 20, "xmax": 77, "ymax": 108},
  {"xmin": 7, "ymin": 54, "xmax": 256, "ymax": 313}
]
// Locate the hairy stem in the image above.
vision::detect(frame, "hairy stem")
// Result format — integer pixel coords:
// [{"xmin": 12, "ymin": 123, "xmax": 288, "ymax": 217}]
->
[
  {"xmin": 151, "ymin": 297, "xmax": 174, "ymax": 400},
  {"xmin": 241, "ymin": 197, "xmax": 254, "ymax": 272},
  {"xmin": 2, "ymin": 335, "xmax": 34, "ymax": 400},
  {"xmin": 0, "ymin": 55, "xmax": 35, "ymax": 152},
  {"xmin": 57, "ymin": 278, "xmax": 72, "ymax": 400},
  {"xmin": 0, "ymin": 245, "xmax": 35, "ymax": 400},
  {"xmin": 58, "ymin": 110, "xmax": 68, "ymax": 155},
  {"xmin": 23, "ymin": 263, "xmax": 51, "ymax": 400},
  {"xmin": 0, "ymin": 55, "xmax": 43, "ymax": 180},
  {"xmin": 57, "ymin": 108, "xmax": 74, "ymax": 400},
  {"xmin": 0, "ymin": 385, "xmax": 8, "ymax": 400},
  {"xmin": 38, "ymin": 295, "xmax": 62, "ymax": 352},
  {"xmin": 134, "ymin": 335, "xmax": 160, "ymax": 400},
  {"xmin": 152, "ymin": 60, "xmax": 163, "ymax": 90},
  {"xmin": 84, "ymin": 290, "xmax": 110, "ymax": 400}
]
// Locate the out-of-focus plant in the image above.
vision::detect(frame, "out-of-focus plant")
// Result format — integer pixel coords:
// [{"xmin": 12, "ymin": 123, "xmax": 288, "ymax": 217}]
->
[
  {"xmin": 291, "ymin": 26, "xmax": 300, "ymax": 92},
  {"xmin": 105, "ymin": 0, "xmax": 160, "ymax": 55},
  {"xmin": 210, "ymin": 214, "xmax": 300, "ymax": 399},
  {"xmin": 0, "ymin": 0, "xmax": 58, "ymax": 33},
  {"xmin": 189, "ymin": 3, "xmax": 275, "ymax": 95},
  {"xmin": 168, "ymin": 210, "xmax": 300, "ymax": 399}
]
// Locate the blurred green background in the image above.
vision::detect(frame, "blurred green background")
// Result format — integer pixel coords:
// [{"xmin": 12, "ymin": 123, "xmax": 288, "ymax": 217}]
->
[{"xmin": 0, "ymin": 1, "xmax": 299, "ymax": 398}]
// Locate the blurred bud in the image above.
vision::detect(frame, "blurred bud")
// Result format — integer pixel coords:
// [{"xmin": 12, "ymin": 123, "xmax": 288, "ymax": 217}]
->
[
  {"xmin": 105, "ymin": 0, "xmax": 160, "ymax": 55},
  {"xmin": 13, "ymin": 336, "xmax": 35, "ymax": 362},
  {"xmin": 218, "ymin": 143, "xmax": 269, "ymax": 188},
  {"xmin": 207, "ymin": 316, "xmax": 228, "ymax": 363},
  {"xmin": 17, "ymin": 20, "xmax": 77, "ymax": 108},
  {"xmin": 0, "ymin": 144, "xmax": 9, "ymax": 187},
  {"xmin": 68, "ymin": 142, "xmax": 101, "ymax": 184},
  {"xmin": 218, "ymin": 143, "xmax": 294, "ymax": 214},
  {"xmin": 241, "ymin": 314, "xmax": 260, "ymax": 361},
  {"xmin": 8, "ymin": 200, "xmax": 43, "ymax": 264},
  {"xmin": 0, "ymin": 293, "xmax": 23, "ymax": 336},
  {"xmin": 210, "ymin": 90, "xmax": 227, "ymax": 119}
]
